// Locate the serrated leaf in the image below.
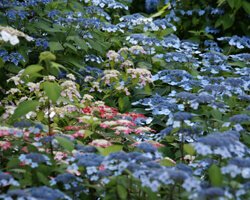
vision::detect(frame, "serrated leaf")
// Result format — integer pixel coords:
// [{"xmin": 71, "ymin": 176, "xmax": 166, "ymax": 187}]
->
[
  {"xmin": 55, "ymin": 136, "xmax": 74, "ymax": 152},
  {"xmin": 39, "ymin": 51, "xmax": 56, "ymax": 62},
  {"xmin": 49, "ymin": 41, "xmax": 64, "ymax": 51},
  {"xmin": 208, "ymin": 164, "xmax": 223, "ymax": 186},
  {"xmin": 10, "ymin": 100, "xmax": 39, "ymax": 121},
  {"xmin": 22, "ymin": 65, "xmax": 44, "ymax": 76},
  {"xmin": 42, "ymin": 81, "xmax": 61, "ymax": 103}
]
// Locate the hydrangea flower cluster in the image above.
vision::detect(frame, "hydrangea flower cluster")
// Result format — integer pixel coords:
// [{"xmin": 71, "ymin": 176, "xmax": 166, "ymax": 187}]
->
[
  {"xmin": 2, "ymin": 72, "xmax": 81, "ymax": 122},
  {"xmin": 19, "ymin": 153, "xmax": 51, "ymax": 168},
  {"xmin": 0, "ymin": 26, "xmax": 33, "ymax": 45},
  {"xmin": 192, "ymin": 131, "xmax": 249, "ymax": 158},
  {"xmin": 0, "ymin": 186, "xmax": 71, "ymax": 200},
  {"xmin": 0, "ymin": 172, "xmax": 19, "ymax": 187},
  {"xmin": 70, "ymin": 97, "xmax": 154, "ymax": 139}
]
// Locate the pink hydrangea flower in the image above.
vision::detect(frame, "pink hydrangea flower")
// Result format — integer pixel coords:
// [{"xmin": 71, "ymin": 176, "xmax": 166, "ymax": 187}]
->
[
  {"xmin": 89, "ymin": 139, "xmax": 112, "ymax": 148},
  {"xmin": 0, "ymin": 141, "xmax": 11, "ymax": 150}
]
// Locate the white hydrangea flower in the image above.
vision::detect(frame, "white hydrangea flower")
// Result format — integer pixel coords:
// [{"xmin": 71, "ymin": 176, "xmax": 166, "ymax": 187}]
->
[
  {"xmin": 1, "ymin": 30, "xmax": 19, "ymax": 45},
  {"xmin": 0, "ymin": 26, "xmax": 33, "ymax": 45},
  {"xmin": 66, "ymin": 73, "xmax": 76, "ymax": 80}
]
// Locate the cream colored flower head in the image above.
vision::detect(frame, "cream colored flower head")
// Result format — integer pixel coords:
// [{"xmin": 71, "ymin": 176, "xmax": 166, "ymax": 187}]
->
[{"xmin": 0, "ymin": 26, "xmax": 33, "ymax": 45}]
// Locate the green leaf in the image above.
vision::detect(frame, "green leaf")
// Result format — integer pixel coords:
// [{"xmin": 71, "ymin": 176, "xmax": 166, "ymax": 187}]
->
[
  {"xmin": 22, "ymin": 65, "xmax": 44, "ymax": 76},
  {"xmin": 218, "ymin": 0, "xmax": 226, "ymax": 6},
  {"xmin": 39, "ymin": 51, "xmax": 56, "ymax": 62},
  {"xmin": 160, "ymin": 157, "xmax": 176, "ymax": 166},
  {"xmin": 10, "ymin": 100, "xmax": 39, "ymax": 121},
  {"xmin": 37, "ymin": 111, "xmax": 45, "ymax": 121},
  {"xmin": 98, "ymin": 145, "xmax": 123, "ymax": 156},
  {"xmin": 87, "ymin": 39, "xmax": 104, "ymax": 53},
  {"xmin": 0, "ymin": 58, "xmax": 4, "ymax": 68},
  {"xmin": 33, "ymin": 21, "xmax": 64, "ymax": 33},
  {"xmin": 55, "ymin": 136, "xmax": 74, "ymax": 152},
  {"xmin": 144, "ymin": 84, "xmax": 152, "ymax": 95},
  {"xmin": 234, "ymin": 0, "xmax": 242, "ymax": 10},
  {"xmin": 50, "ymin": 62, "xmax": 67, "ymax": 71},
  {"xmin": 84, "ymin": 130, "xmax": 93, "ymax": 138},
  {"xmin": 151, "ymin": 3, "xmax": 170, "ymax": 18},
  {"xmin": 9, "ymin": 169, "xmax": 27, "ymax": 174},
  {"xmin": 243, "ymin": 0, "xmax": 250, "ymax": 14},
  {"xmin": 183, "ymin": 144, "xmax": 196, "ymax": 155},
  {"xmin": 118, "ymin": 96, "xmax": 130, "ymax": 112},
  {"xmin": 36, "ymin": 172, "xmax": 49, "ymax": 185},
  {"xmin": 211, "ymin": 110, "xmax": 222, "ymax": 120},
  {"xmin": 222, "ymin": 14, "xmax": 235, "ymax": 29},
  {"xmin": 64, "ymin": 43, "xmax": 77, "ymax": 52},
  {"xmin": 208, "ymin": 164, "xmax": 223, "ymax": 186},
  {"xmin": 72, "ymin": 36, "xmax": 88, "ymax": 51},
  {"xmin": 242, "ymin": 134, "xmax": 250, "ymax": 146},
  {"xmin": 229, "ymin": 61, "xmax": 246, "ymax": 67},
  {"xmin": 227, "ymin": 0, "xmax": 235, "ymax": 8},
  {"xmin": 137, "ymin": 61, "xmax": 152, "ymax": 69},
  {"xmin": 49, "ymin": 41, "xmax": 64, "ymax": 51},
  {"xmin": 142, "ymin": 186, "xmax": 158, "ymax": 200},
  {"xmin": 42, "ymin": 81, "xmax": 61, "ymax": 103},
  {"xmin": 117, "ymin": 185, "xmax": 127, "ymax": 200},
  {"xmin": 7, "ymin": 157, "xmax": 20, "ymax": 169}
]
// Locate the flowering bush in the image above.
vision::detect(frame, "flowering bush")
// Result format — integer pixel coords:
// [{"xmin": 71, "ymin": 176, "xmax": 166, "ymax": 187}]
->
[{"xmin": 0, "ymin": 0, "xmax": 250, "ymax": 199}]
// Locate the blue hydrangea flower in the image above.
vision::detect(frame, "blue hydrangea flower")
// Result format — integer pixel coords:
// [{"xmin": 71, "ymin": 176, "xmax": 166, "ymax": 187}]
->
[
  {"xmin": 0, "ymin": 186, "xmax": 71, "ymax": 200},
  {"xmin": 35, "ymin": 38, "xmax": 49, "ymax": 49},
  {"xmin": 192, "ymin": 131, "xmax": 249, "ymax": 158},
  {"xmin": 50, "ymin": 173, "xmax": 83, "ymax": 191},
  {"xmin": 210, "ymin": 8, "xmax": 224, "ymax": 15},
  {"xmin": 204, "ymin": 40, "xmax": 222, "ymax": 52},
  {"xmin": 19, "ymin": 153, "xmax": 51, "ymax": 168},
  {"xmin": 75, "ymin": 153, "xmax": 104, "ymax": 167},
  {"xmin": 198, "ymin": 187, "xmax": 225, "ymax": 199},
  {"xmin": 230, "ymin": 53, "xmax": 250, "ymax": 64},
  {"xmin": 136, "ymin": 142, "xmax": 157, "ymax": 153},
  {"xmin": 205, "ymin": 26, "xmax": 220, "ymax": 34},
  {"xmin": 229, "ymin": 114, "xmax": 250, "ymax": 124},
  {"xmin": 1, "ymin": 52, "xmax": 25, "ymax": 65},
  {"xmin": 222, "ymin": 158, "xmax": 250, "ymax": 178},
  {"xmin": 85, "ymin": 54, "xmax": 104, "ymax": 64},
  {"xmin": 218, "ymin": 35, "xmax": 250, "ymax": 49},
  {"xmin": 0, "ymin": 172, "xmax": 19, "ymax": 187},
  {"xmin": 75, "ymin": 145, "xmax": 97, "ymax": 153},
  {"xmin": 161, "ymin": 34, "xmax": 181, "ymax": 48}
]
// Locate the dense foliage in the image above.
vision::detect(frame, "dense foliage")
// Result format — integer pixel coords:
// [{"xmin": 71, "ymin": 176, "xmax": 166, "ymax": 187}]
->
[{"xmin": 0, "ymin": 0, "xmax": 250, "ymax": 199}]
